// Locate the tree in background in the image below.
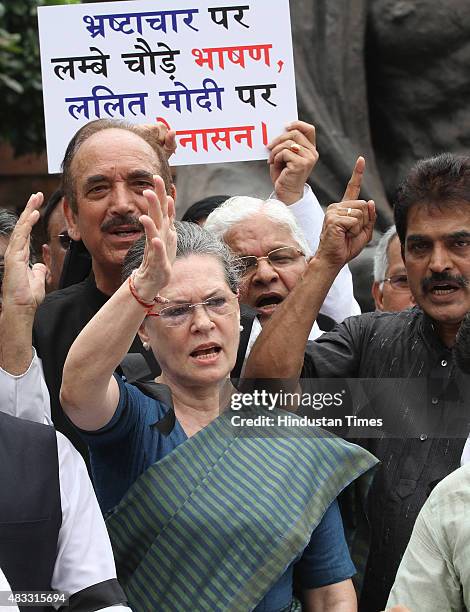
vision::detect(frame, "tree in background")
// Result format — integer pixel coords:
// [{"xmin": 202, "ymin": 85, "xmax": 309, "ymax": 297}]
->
[{"xmin": 0, "ymin": 0, "xmax": 78, "ymax": 156}]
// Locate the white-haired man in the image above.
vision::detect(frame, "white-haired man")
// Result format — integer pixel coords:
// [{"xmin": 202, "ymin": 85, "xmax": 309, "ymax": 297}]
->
[
  {"xmin": 205, "ymin": 149, "xmax": 362, "ymax": 362},
  {"xmin": 205, "ymin": 122, "xmax": 360, "ymax": 333},
  {"xmin": 206, "ymin": 194, "xmax": 328, "ymax": 354}
]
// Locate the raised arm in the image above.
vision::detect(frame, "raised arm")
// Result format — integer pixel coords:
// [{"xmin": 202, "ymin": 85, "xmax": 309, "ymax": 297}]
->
[
  {"xmin": 267, "ymin": 120, "xmax": 319, "ymax": 205},
  {"xmin": 0, "ymin": 193, "xmax": 46, "ymax": 375},
  {"xmin": 244, "ymin": 158, "xmax": 375, "ymax": 381},
  {"xmin": 60, "ymin": 177, "xmax": 176, "ymax": 431},
  {"xmin": 0, "ymin": 195, "xmax": 52, "ymax": 424},
  {"xmin": 268, "ymin": 120, "xmax": 361, "ymax": 321}
]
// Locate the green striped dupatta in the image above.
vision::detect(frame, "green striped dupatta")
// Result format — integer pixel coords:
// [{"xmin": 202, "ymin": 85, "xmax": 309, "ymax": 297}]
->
[{"xmin": 106, "ymin": 408, "xmax": 377, "ymax": 611}]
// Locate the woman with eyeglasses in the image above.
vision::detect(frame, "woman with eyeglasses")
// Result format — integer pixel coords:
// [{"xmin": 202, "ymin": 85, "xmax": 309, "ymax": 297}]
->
[{"xmin": 61, "ymin": 177, "xmax": 376, "ymax": 612}]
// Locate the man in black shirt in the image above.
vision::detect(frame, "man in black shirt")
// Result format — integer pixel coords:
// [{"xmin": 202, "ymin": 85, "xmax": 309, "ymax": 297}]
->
[
  {"xmin": 33, "ymin": 119, "xmax": 176, "ymax": 456},
  {"xmin": 246, "ymin": 153, "xmax": 470, "ymax": 611}
]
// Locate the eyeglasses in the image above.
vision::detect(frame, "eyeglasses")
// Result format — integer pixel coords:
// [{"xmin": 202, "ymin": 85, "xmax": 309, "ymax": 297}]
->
[
  {"xmin": 148, "ymin": 294, "xmax": 239, "ymax": 327},
  {"xmin": 382, "ymin": 274, "xmax": 409, "ymax": 291},
  {"xmin": 56, "ymin": 232, "xmax": 72, "ymax": 249},
  {"xmin": 235, "ymin": 246, "xmax": 304, "ymax": 276}
]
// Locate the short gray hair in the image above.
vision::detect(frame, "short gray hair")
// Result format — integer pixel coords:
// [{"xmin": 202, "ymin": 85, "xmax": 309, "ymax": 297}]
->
[
  {"xmin": 0, "ymin": 208, "xmax": 17, "ymax": 239},
  {"xmin": 373, "ymin": 225, "xmax": 399, "ymax": 283},
  {"xmin": 122, "ymin": 221, "xmax": 240, "ymax": 292},
  {"xmin": 204, "ymin": 196, "xmax": 311, "ymax": 257},
  {"xmin": 0, "ymin": 208, "xmax": 36, "ymax": 262}
]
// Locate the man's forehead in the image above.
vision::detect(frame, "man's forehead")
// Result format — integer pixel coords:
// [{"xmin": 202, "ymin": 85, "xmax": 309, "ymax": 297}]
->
[
  {"xmin": 72, "ymin": 128, "xmax": 159, "ymax": 176},
  {"xmin": 224, "ymin": 215, "xmax": 297, "ymax": 252},
  {"xmin": 406, "ymin": 200, "xmax": 470, "ymax": 234}
]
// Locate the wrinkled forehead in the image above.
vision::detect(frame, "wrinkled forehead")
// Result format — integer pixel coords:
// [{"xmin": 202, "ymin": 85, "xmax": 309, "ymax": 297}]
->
[
  {"xmin": 161, "ymin": 254, "xmax": 231, "ymax": 301},
  {"xmin": 71, "ymin": 128, "xmax": 160, "ymax": 181},
  {"xmin": 405, "ymin": 200, "xmax": 470, "ymax": 237},
  {"xmin": 224, "ymin": 214, "xmax": 299, "ymax": 254}
]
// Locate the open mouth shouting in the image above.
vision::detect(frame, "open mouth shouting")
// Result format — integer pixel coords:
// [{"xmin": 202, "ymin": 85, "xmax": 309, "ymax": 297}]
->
[
  {"xmin": 189, "ymin": 343, "xmax": 222, "ymax": 364},
  {"xmin": 107, "ymin": 225, "xmax": 143, "ymax": 240},
  {"xmin": 255, "ymin": 292, "xmax": 284, "ymax": 317},
  {"xmin": 422, "ymin": 274, "xmax": 467, "ymax": 300},
  {"xmin": 101, "ymin": 216, "xmax": 143, "ymax": 243}
]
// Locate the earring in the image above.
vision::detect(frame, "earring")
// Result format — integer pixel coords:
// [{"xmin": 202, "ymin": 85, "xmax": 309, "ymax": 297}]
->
[
  {"xmin": 239, "ymin": 325, "xmax": 244, "ymax": 332},
  {"xmin": 142, "ymin": 341, "xmax": 150, "ymax": 351}
]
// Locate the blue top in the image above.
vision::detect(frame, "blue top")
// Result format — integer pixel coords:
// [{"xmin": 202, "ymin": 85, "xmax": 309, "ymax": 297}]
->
[{"xmin": 80, "ymin": 375, "xmax": 355, "ymax": 611}]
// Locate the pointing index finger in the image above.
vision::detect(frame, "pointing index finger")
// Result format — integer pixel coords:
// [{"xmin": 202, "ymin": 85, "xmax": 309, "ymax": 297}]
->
[{"xmin": 342, "ymin": 156, "xmax": 365, "ymax": 201}]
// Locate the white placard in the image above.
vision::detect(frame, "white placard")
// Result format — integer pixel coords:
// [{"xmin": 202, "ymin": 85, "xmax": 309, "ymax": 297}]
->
[{"xmin": 38, "ymin": 0, "xmax": 297, "ymax": 172}]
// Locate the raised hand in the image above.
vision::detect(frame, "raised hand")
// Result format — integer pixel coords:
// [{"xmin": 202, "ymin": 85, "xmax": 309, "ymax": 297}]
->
[
  {"xmin": 1, "ymin": 192, "xmax": 47, "ymax": 312},
  {"xmin": 315, "ymin": 157, "xmax": 376, "ymax": 268},
  {"xmin": 135, "ymin": 121, "xmax": 177, "ymax": 159},
  {"xmin": 267, "ymin": 120, "xmax": 319, "ymax": 204},
  {"xmin": 132, "ymin": 175, "xmax": 177, "ymax": 301}
]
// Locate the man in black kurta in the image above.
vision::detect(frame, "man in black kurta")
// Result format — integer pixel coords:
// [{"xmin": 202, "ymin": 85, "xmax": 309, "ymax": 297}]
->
[
  {"xmin": 302, "ymin": 307, "xmax": 470, "ymax": 610},
  {"xmin": 245, "ymin": 152, "xmax": 470, "ymax": 611},
  {"xmin": 32, "ymin": 119, "xmax": 175, "ymax": 458}
]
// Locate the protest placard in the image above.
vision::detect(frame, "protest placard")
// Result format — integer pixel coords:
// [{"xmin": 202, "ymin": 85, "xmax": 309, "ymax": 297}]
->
[{"xmin": 38, "ymin": 0, "xmax": 297, "ymax": 172}]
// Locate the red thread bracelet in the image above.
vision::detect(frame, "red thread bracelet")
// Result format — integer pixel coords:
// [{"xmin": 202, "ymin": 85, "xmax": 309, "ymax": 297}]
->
[{"xmin": 128, "ymin": 271, "xmax": 169, "ymax": 312}]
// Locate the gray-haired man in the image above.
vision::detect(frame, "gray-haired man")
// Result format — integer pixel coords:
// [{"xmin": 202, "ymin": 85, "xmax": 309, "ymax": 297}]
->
[{"xmin": 371, "ymin": 225, "xmax": 414, "ymax": 312}]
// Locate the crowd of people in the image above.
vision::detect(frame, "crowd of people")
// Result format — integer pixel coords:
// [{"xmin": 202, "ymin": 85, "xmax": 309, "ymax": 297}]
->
[{"xmin": 1, "ymin": 115, "xmax": 470, "ymax": 612}]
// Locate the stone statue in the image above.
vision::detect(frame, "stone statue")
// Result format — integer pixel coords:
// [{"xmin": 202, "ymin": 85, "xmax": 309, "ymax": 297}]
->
[{"xmin": 176, "ymin": 0, "xmax": 470, "ymax": 231}]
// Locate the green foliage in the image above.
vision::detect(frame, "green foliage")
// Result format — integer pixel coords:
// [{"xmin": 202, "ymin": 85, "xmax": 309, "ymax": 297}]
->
[{"xmin": 0, "ymin": 0, "xmax": 79, "ymax": 156}]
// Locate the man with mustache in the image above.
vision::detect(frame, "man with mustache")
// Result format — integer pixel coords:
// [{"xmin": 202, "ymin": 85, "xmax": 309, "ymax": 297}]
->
[
  {"xmin": 245, "ymin": 152, "xmax": 470, "ymax": 611},
  {"xmin": 33, "ymin": 119, "xmax": 176, "ymax": 455},
  {"xmin": 33, "ymin": 118, "xmax": 358, "ymax": 453},
  {"xmin": 385, "ymin": 313, "xmax": 470, "ymax": 611}
]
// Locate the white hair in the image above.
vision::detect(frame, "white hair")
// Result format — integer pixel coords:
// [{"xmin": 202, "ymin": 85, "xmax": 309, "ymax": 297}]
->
[
  {"xmin": 204, "ymin": 196, "xmax": 311, "ymax": 257},
  {"xmin": 373, "ymin": 225, "xmax": 399, "ymax": 283}
]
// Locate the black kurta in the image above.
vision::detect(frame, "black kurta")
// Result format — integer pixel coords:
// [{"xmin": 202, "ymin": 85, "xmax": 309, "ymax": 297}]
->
[{"xmin": 302, "ymin": 306, "xmax": 470, "ymax": 612}]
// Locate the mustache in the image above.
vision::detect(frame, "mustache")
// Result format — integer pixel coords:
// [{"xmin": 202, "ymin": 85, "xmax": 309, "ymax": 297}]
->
[
  {"xmin": 100, "ymin": 215, "xmax": 143, "ymax": 233},
  {"xmin": 421, "ymin": 271, "xmax": 469, "ymax": 293}
]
